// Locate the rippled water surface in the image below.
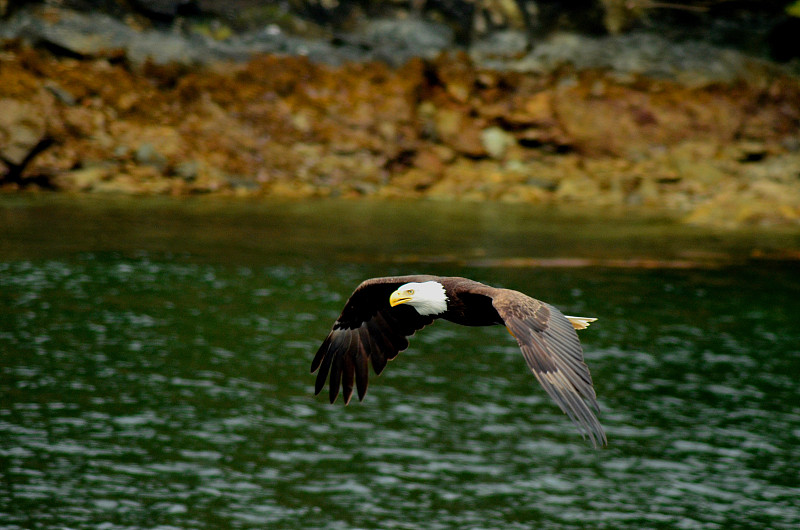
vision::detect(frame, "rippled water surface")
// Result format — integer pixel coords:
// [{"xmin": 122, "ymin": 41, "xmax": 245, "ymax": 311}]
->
[{"xmin": 2, "ymin": 197, "xmax": 800, "ymax": 529}]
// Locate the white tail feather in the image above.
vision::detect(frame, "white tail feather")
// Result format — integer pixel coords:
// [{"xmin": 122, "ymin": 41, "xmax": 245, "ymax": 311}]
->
[{"xmin": 565, "ymin": 316, "xmax": 597, "ymax": 330}]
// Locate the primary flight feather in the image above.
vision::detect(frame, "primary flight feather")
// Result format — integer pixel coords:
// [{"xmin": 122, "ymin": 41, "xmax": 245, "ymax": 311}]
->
[{"xmin": 311, "ymin": 275, "xmax": 606, "ymax": 447}]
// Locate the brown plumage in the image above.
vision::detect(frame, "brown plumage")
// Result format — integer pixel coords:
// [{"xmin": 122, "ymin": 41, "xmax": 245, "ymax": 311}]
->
[{"xmin": 311, "ymin": 275, "xmax": 606, "ymax": 447}]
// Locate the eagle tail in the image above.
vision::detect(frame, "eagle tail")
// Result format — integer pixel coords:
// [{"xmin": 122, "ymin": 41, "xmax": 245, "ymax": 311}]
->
[{"xmin": 565, "ymin": 316, "xmax": 597, "ymax": 330}]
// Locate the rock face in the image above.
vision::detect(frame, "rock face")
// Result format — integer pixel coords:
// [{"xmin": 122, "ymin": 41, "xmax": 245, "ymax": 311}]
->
[
  {"xmin": 0, "ymin": 91, "xmax": 54, "ymax": 182},
  {"xmin": 0, "ymin": 98, "xmax": 47, "ymax": 166},
  {"xmin": 2, "ymin": 44, "xmax": 799, "ymax": 227},
  {"xmin": 1, "ymin": 4, "xmax": 797, "ymax": 77},
  {"xmin": 359, "ymin": 18, "xmax": 455, "ymax": 66},
  {"xmin": 0, "ymin": 6, "xmax": 457, "ymax": 67},
  {"xmin": 1, "ymin": 4, "xmax": 800, "ymax": 228}
]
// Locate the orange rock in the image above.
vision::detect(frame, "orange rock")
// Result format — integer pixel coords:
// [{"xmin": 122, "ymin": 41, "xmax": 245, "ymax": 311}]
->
[
  {"xmin": 413, "ymin": 148, "xmax": 446, "ymax": 176},
  {"xmin": 0, "ymin": 98, "xmax": 48, "ymax": 165},
  {"xmin": 433, "ymin": 107, "xmax": 486, "ymax": 157},
  {"xmin": 523, "ymin": 91, "xmax": 554, "ymax": 122},
  {"xmin": 433, "ymin": 51, "xmax": 476, "ymax": 104}
]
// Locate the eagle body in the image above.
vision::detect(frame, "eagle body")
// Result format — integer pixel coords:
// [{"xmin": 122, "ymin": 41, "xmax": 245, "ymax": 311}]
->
[
  {"xmin": 425, "ymin": 276, "xmax": 504, "ymax": 327},
  {"xmin": 311, "ymin": 275, "xmax": 606, "ymax": 447}
]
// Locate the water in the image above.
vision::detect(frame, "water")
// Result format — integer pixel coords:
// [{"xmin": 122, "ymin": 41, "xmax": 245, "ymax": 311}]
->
[{"xmin": 2, "ymin": 196, "xmax": 800, "ymax": 529}]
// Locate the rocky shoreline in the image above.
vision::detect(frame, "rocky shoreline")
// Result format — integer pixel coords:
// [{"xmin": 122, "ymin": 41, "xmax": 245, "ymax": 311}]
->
[{"xmin": 2, "ymin": 5, "xmax": 800, "ymax": 228}]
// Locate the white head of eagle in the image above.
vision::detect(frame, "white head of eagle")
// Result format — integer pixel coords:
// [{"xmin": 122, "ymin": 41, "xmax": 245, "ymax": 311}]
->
[{"xmin": 389, "ymin": 281, "xmax": 448, "ymax": 316}]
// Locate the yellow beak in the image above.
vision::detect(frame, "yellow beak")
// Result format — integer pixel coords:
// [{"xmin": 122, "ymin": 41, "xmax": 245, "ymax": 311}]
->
[{"xmin": 389, "ymin": 290, "xmax": 411, "ymax": 307}]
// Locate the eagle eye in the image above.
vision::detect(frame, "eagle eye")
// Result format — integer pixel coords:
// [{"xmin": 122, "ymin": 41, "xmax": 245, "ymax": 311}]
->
[{"xmin": 407, "ymin": 289, "xmax": 414, "ymax": 295}]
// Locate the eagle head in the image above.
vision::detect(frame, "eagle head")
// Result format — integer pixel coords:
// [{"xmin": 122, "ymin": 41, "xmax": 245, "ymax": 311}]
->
[{"xmin": 389, "ymin": 281, "xmax": 448, "ymax": 316}]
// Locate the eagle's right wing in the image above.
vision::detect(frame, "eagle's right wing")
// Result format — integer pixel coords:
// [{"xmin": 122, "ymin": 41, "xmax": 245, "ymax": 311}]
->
[{"xmin": 311, "ymin": 276, "xmax": 438, "ymax": 405}]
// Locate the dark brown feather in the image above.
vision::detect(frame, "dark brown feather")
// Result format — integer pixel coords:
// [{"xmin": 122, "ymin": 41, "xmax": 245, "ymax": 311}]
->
[
  {"xmin": 366, "ymin": 318, "xmax": 390, "ymax": 374},
  {"xmin": 313, "ymin": 331, "xmax": 338, "ymax": 395},
  {"xmin": 354, "ymin": 327, "xmax": 370, "ymax": 400},
  {"xmin": 328, "ymin": 332, "xmax": 346, "ymax": 403},
  {"xmin": 310, "ymin": 334, "xmax": 331, "ymax": 374},
  {"xmin": 341, "ymin": 345, "xmax": 355, "ymax": 405},
  {"xmin": 312, "ymin": 276, "xmax": 436, "ymax": 403}
]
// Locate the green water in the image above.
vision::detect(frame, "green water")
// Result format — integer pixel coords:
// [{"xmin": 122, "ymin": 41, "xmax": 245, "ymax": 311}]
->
[{"xmin": 1, "ymin": 196, "xmax": 800, "ymax": 529}]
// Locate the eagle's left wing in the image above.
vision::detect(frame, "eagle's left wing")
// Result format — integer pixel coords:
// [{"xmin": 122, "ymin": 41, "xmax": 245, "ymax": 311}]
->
[{"xmin": 491, "ymin": 290, "xmax": 606, "ymax": 448}]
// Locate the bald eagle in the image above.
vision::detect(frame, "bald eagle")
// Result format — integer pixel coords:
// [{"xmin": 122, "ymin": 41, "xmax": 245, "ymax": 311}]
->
[{"xmin": 311, "ymin": 275, "xmax": 606, "ymax": 447}]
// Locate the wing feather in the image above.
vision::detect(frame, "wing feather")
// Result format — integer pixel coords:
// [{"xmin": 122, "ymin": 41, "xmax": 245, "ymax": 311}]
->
[
  {"xmin": 312, "ymin": 277, "xmax": 437, "ymax": 403},
  {"xmin": 311, "ymin": 334, "xmax": 331, "ymax": 374},
  {"xmin": 375, "ymin": 312, "xmax": 410, "ymax": 359},
  {"xmin": 354, "ymin": 326, "xmax": 371, "ymax": 400},
  {"xmin": 327, "ymin": 331, "xmax": 347, "ymax": 403},
  {"xmin": 494, "ymin": 290, "xmax": 606, "ymax": 447},
  {"xmin": 341, "ymin": 338, "xmax": 356, "ymax": 405},
  {"xmin": 366, "ymin": 318, "xmax": 390, "ymax": 375},
  {"xmin": 314, "ymin": 330, "xmax": 340, "ymax": 395}
]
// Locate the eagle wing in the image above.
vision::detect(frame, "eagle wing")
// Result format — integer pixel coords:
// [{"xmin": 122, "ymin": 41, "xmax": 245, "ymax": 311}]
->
[
  {"xmin": 311, "ymin": 276, "xmax": 439, "ymax": 405},
  {"xmin": 490, "ymin": 290, "xmax": 607, "ymax": 448}
]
